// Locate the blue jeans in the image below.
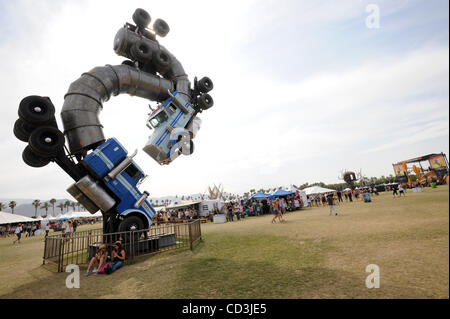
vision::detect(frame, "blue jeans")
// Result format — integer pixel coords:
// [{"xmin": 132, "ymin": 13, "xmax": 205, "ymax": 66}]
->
[{"xmin": 110, "ymin": 261, "xmax": 123, "ymax": 273}]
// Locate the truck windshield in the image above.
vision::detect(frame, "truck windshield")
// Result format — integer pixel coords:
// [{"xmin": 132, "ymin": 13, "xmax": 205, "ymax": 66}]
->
[
  {"xmin": 149, "ymin": 110, "xmax": 168, "ymax": 128},
  {"xmin": 124, "ymin": 164, "xmax": 141, "ymax": 183}
]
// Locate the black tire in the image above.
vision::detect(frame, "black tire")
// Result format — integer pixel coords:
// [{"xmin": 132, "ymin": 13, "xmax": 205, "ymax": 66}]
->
[
  {"xmin": 197, "ymin": 76, "xmax": 214, "ymax": 93},
  {"xmin": 118, "ymin": 216, "xmax": 144, "ymax": 232},
  {"xmin": 130, "ymin": 40, "xmax": 152, "ymax": 62},
  {"xmin": 132, "ymin": 8, "xmax": 151, "ymax": 29},
  {"xmin": 180, "ymin": 140, "xmax": 194, "ymax": 155},
  {"xmin": 29, "ymin": 126, "xmax": 65, "ymax": 158},
  {"xmin": 152, "ymin": 48, "xmax": 171, "ymax": 72},
  {"xmin": 197, "ymin": 93, "xmax": 214, "ymax": 110},
  {"xmin": 13, "ymin": 118, "xmax": 35, "ymax": 142},
  {"xmin": 18, "ymin": 95, "xmax": 55, "ymax": 126},
  {"xmin": 118, "ymin": 216, "xmax": 145, "ymax": 243},
  {"xmin": 153, "ymin": 18, "xmax": 170, "ymax": 37},
  {"xmin": 22, "ymin": 145, "xmax": 50, "ymax": 168}
]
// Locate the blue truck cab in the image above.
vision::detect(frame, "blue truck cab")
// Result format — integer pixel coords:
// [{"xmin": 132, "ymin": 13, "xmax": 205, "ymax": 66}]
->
[
  {"xmin": 143, "ymin": 90, "xmax": 200, "ymax": 165},
  {"xmin": 67, "ymin": 138, "xmax": 155, "ymax": 233}
]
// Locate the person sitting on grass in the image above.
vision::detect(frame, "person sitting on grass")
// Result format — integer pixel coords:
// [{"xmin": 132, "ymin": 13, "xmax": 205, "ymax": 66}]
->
[
  {"xmin": 108, "ymin": 241, "xmax": 126, "ymax": 274},
  {"xmin": 86, "ymin": 244, "xmax": 108, "ymax": 276}
]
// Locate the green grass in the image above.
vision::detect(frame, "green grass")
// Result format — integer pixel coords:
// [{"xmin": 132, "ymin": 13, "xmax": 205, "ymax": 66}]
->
[{"xmin": 0, "ymin": 186, "xmax": 448, "ymax": 298}]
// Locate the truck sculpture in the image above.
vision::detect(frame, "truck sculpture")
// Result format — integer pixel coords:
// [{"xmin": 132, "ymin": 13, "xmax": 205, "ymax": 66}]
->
[{"xmin": 13, "ymin": 8, "xmax": 214, "ymax": 234}]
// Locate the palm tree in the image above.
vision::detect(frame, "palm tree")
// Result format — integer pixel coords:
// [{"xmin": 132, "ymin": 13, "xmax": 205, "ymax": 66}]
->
[
  {"xmin": 32, "ymin": 200, "xmax": 40, "ymax": 218},
  {"xmin": 49, "ymin": 198, "xmax": 57, "ymax": 216},
  {"xmin": 8, "ymin": 201, "xmax": 17, "ymax": 214},
  {"xmin": 64, "ymin": 200, "xmax": 71, "ymax": 213},
  {"xmin": 56, "ymin": 203, "xmax": 64, "ymax": 214},
  {"xmin": 40, "ymin": 202, "xmax": 50, "ymax": 217},
  {"xmin": 0, "ymin": 202, "xmax": 6, "ymax": 211},
  {"xmin": 76, "ymin": 202, "xmax": 81, "ymax": 211}
]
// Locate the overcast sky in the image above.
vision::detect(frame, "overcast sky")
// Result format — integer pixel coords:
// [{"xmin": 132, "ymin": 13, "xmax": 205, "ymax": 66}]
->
[{"xmin": 0, "ymin": 0, "xmax": 448, "ymax": 199}]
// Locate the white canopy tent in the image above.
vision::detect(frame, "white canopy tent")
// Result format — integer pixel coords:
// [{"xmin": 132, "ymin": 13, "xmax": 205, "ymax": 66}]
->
[
  {"xmin": 0, "ymin": 211, "xmax": 36, "ymax": 225},
  {"xmin": 166, "ymin": 200, "xmax": 202, "ymax": 210},
  {"xmin": 303, "ymin": 186, "xmax": 337, "ymax": 195},
  {"xmin": 48, "ymin": 211, "xmax": 102, "ymax": 220}
]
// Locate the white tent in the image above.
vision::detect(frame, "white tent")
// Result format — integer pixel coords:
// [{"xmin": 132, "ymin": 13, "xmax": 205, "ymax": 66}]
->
[
  {"xmin": 303, "ymin": 186, "xmax": 337, "ymax": 195},
  {"xmin": 166, "ymin": 200, "xmax": 202, "ymax": 210},
  {"xmin": 343, "ymin": 188, "xmax": 352, "ymax": 191},
  {"xmin": 0, "ymin": 211, "xmax": 36, "ymax": 225}
]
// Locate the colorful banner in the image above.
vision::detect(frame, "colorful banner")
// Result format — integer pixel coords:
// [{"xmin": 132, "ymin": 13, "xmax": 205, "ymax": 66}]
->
[
  {"xmin": 412, "ymin": 165, "xmax": 421, "ymax": 177},
  {"xmin": 393, "ymin": 164, "xmax": 407, "ymax": 177},
  {"xmin": 428, "ymin": 155, "xmax": 447, "ymax": 170}
]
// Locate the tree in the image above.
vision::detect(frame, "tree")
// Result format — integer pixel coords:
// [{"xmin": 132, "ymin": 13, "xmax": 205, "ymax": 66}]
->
[
  {"xmin": 64, "ymin": 200, "xmax": 71, "ymax": 213},
  {"xmin": 32, "ymin": 200, "xmax": 40, "ymax": 218},
  {"xmin": 70, "ymin": 202, "xmax": 76, "ymax": 211},
  {"xmin": 8, "ymin": 201, "xmax": 17, "ymax": 214},
  {"xmin": 56, "ymin": 203, "xmax": 64, "ymax": 214},
  {"xmin": 0, "ymin": 203, "xmax": 6, "ymax": 211},
  {"xmin": 40, "ymin": 202, "xmax": 50, "ymax": 217},
  {"xmin": 76, "ymin": 202, "xmax": 81, "ymax": 211},
  {"xmin": 49, "ymin": 198, "xmax": 57, "ymax": 216}
]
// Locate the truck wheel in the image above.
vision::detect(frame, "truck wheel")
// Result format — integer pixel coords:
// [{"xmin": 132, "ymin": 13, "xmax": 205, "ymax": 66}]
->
[
  {"xmin": 180, "ymin": 140, "xmax": 194, "ymax": 155},
  {"xmin": 18, "ymin": 95, "xmax": 55, "ymax": 126},
  {"xmin": 130, "ymin": 40, "xmax": 152, "ymax": 62},
  {"xmin": 132, "ymin": 8, "xmax": 151, "ymax": 29},
  {"xmin": 22, "ymin": 145, "xmax": 50, "ymax": 167},
  {"xmin": 14, "ymin": 118, "xmax": 35, "ymax": 142},
  {"xmin": 198, "ymin": 93, "xmax": 214, "ymax": 110},
  {"xmin": 29, "ymin": 126, "xmax": 65, "ymax": 158},
  {"xmin": 153, "ymin": 18, "xmax": 170, "ymax": 37},
  {"xmin": 152, "ymin": 48, "xmax": 171, "ymax": 72},
  {"xmin": 197, "ymin": 77, "xmax": 214, "ymax": 93},
  {"xmin": 118, "ymin": 216, "xmax": 144, "ymax": 232}
]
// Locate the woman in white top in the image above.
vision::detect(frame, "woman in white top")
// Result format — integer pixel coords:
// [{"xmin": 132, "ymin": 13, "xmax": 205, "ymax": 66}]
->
[{"xmin": 13, "ymin": 224, "xmax": 23, "ymax": 244}]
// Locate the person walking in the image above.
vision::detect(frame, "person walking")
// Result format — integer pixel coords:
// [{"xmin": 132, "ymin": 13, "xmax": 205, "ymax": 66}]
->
[
  {"xmin": 45, "ymin": 223, "xmax": 50, "ymax": 238},
  {"xmin": 327, "ymin": 194, "xmax": 338, "ymax": 216},
  {"xmin": 398, "ymin": 185, "xmax": 406, "ymax": 197},
  {"xmin": 337, "ymin": 191, "xmax": 343, "ymax": 203},
  {"xmin": 13, "ymin": 223, "xmax": 23, "ymax": 244},
  {"xmin": 72, "ymin": 220, "xmax": 78, "ymax": 233},
  {"xmin": 271, "ymin": 198, "xmax": 283, "ymax": 223},
  {"xmin": 392, "ymin": 185, "xmax": 399, "ymax": 198}
]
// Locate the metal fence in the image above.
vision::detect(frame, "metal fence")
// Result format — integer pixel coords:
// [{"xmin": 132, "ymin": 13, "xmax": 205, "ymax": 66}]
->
[{"xmin": 43, "ymin": 219, "xmax": 202, "ymax": 272}]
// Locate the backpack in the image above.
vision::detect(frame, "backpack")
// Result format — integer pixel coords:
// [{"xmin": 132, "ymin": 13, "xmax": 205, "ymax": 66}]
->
[
  {"xmin": 104, "ymin": 263, "xmax": 113, "ymax": 275},
  {"xmin": 97, "ymin": 262, "xmax": 110, "ymax": 274}
]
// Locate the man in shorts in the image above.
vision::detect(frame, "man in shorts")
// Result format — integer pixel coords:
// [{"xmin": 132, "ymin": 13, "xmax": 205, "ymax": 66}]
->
[
  {"xmin": 398, "ymin": 185, "xmax": 406, "ymax": 197},
  {"xmin": 327, "ymin": 194, "xmax": 338, "ymax": 216},
  {"xmin": 13, "ymin": 223, "xmax": 23, "ymax": 244},
  {"xmin": 393, "ymin": 185, "xmax": 399, "ymax": 198}
]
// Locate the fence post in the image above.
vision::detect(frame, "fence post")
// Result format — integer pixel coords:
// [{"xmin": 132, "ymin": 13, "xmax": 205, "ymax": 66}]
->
[
  {"xmin": 130, "ymin": 230, "xmax": 135, "ymax": 264},
  {"xmin": 188, "ymin": 221, "xmax": 193, "ymax": 250},
  {"xmin": 58, "ymin": 238, "xmax": 65, "ymax": 273},
  {"xmin": 43, "ymin": 236, "xmax": 48, "ymax": 265}
]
